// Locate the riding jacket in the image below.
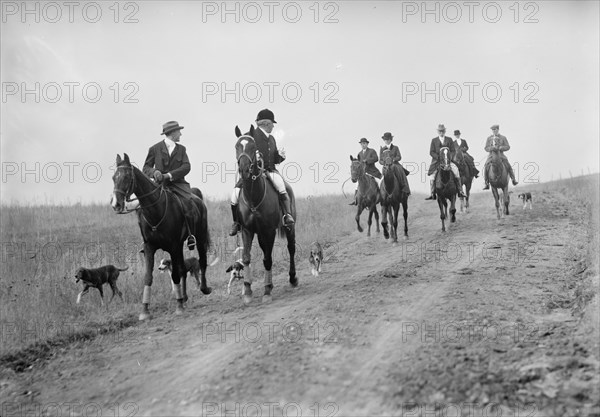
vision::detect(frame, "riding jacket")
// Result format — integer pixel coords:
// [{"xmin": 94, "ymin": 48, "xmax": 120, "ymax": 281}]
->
[
  {"xmin": 143, "ymin": 140, "xmax": 192, "ymax": 194},
  {"xmin": 427, "ymin": 136, "xmax": 456, "ymax": 175},
  {"xmin": 357, "ymin": 147, "xmax": 382, "ymax": 179},
  {"xmin": 484, "ymin": 134, "xmax": 510, "ymax": 163}
]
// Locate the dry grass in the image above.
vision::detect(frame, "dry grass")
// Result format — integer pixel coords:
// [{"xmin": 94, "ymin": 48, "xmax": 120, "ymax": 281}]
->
[{"xmin": 0, "ymin": 194, "xmax": 354, "ymax": 355}]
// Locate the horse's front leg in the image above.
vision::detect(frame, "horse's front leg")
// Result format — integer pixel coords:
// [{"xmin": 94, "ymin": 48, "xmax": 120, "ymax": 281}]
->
[
  {"xmin": 392, "ymin": 204, "xmax": 400, "ymax": 243},
  {"xmin": 504, "ymin": 188, "xmax": 510, "ymax": 215},
  {"xmin": 373, "ymin": 203, "xmax": 380, "ymax": 233},
  {"xmin": 140, "ymin": 243, "xmax": 156, "ymax": 321},
  {"xmin": 492, "ymin": 189, "xmax": 501, "ymax": 219},
  {"xmin": 257, "ymin": 230, "xmax": 276, "ymax": 304},
  {"xmin": 450, "ymin": 196, "xmax": 457, "ymax": 223},
  {"xmin": 242, "ymin": 229, "xmax": 254, "ymax": 305},
  {"xmin": 438, "ymin": 199, "xmax": 447, "ymax": 232},
  {"xmin": 402, "ymin": 199, "xmax": 409, "ymax": 239},
  {"xmin": 286, "ymin": 225, "xmax": 297, "ymax": 287},
  {"xmin": 355, "ymin": 204, "xmax": 364, "ymax": 233},
  {"xmin": 170, "ymin": 252, "xmax": 186, "ymax": 315},
  {"xmin": 196, "ymin": 238, "xmax": 212, "ymax": 295},
  {"xmin": 367, "ymin": 205, "xmax": 374, "ymax": 237},
  {"xmin": 381, "ymin": 203, "xmax": 390, "ymax": 239}
]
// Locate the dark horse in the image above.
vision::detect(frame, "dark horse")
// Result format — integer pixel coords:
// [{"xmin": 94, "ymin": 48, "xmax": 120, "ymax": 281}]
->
[
  {"xmin": 435, "ymin": 147, "xmax": 458, "ymax": 232},
  {"xmin": 234, "ymin": 126, "xmax": 297, "ymax": 305},
  {"xmin": 379, "ymin": 150, "xmax": 409, "ymax": 243},
  {"xmin": 454, "ymin": 146, "xmax": 474, "ymax": 213},
  {"xmin": 350, "ymin": 156, "xmax": 380, "ymax": 236},
  {"xmin": 487, "ymin": 140, "xmax": 510, "ymax": 219},
  {"xmin": 111, "ymin": 154, "xmax": 211, "ymax": 320}
]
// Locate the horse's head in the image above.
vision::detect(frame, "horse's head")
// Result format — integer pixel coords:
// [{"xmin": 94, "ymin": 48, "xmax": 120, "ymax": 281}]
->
[
  {"xmin": 349, "ymin": 155, "xmax": 364, "ymax": 183},
  {"xmin": 111, "ymin": 153, "xmax": 134, "ymax": 213},
  {"xmin": 439, "ymin": 147, "xmax": 451, "ymax": 171},
  {"xmin": 235, "ymin": 125, "xmax": 263, "ymax": 181},
  {"xmin": 380, "ymin": 148, "xmax": 393, "ymax": 168},
  {"xmin": 453, "ymin": 145, "xmax": 464, "ymax": 164}
]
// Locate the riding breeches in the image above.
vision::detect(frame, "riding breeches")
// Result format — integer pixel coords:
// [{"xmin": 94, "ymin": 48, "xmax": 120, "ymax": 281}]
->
[{"xmin": 231, "ymin": 170, "xmax": 287, "ymax": 205}]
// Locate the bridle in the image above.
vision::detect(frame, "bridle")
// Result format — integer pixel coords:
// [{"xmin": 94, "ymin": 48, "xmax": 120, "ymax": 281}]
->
[
  {"xmin": 439, "ymin": 147, "xmax": 451, "ymax": 171},
  {"xmin": 113, "ymin": 164, "xmax": 169, "ymax": 231},
  {"xmin": 236, "ymin": 135, "xmax": 267, "ymax": 212}
]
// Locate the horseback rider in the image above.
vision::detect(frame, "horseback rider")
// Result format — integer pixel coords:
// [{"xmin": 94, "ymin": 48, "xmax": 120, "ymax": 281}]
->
[
  {"xmin": 452, "ymin": 129, "xmax": 480, "ymax": 178},
  {"xmin": 229, "ymin": 109, "xmax": 295, "ymax": 236},
  {"xmin": 483, "ymin": 124, "xmax": 518, "ymax": 189},
  {"xmin": 425, "ymin": 124, "xmax": 466, "ymax": 200},
  {"xmin": 143, "ymin": 121, "xmax": 199, "ymax": 250},
  {"xmin": 379, "ymin": 132, "xmax": 411, "ymax": 195},
  {"xmin": 349, "ymin": 137, "xmax": 382, "ymax": 205}
]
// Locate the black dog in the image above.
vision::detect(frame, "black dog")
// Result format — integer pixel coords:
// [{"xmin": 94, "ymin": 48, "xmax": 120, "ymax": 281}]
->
[{"xmin": 75, "ymin": 265, "xmax": 127, "ymax": 305}]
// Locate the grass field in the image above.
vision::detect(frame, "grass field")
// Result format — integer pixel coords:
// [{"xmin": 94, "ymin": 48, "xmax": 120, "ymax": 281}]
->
[
  {"xmin": 1, "ymin": 174, "xmax": 598, "ymax": 359},
  {"xmin": 0, "ymin": 194, "xmax": 355, "ymax": 355}
]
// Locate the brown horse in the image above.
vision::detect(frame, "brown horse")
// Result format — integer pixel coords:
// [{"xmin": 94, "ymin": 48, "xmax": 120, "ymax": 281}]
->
[
  {"xmin": 350, "ymin": 156, "xmax": 380, "ymax": 236},
  {"xmin": 111, "ymin": 154, "xmax": 212, "ymax": 320},
  {"xmin": 487, "ymin": 141, "xmax": 510, "ymax": 219},
  {"xmin": 234, "ymin": 126, "xmax": 297, "ymax": 305},
  {"xmin": 435, "ymin": 147, "xmax": 458, "ymax": 232},
  {"xmin": 454, "ymin": 145, "xmax": 474, "ymax": 213},
  {"xmin": 379, "ymin": 150, "xmax": 409, "ymax": 242}
]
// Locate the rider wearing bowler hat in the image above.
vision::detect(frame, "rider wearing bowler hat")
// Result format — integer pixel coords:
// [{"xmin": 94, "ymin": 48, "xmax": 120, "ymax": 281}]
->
[
  {"xmin": 349, "ymin": 137, "xmax": 381, "ymax": 205},
  {"xmin": 379, "ymin": 132, "xmax": 411, "ymax": 195},
  {"xmin": 229, "ymin": 109, "xmax": 295, "ymax": 236},
  {"xmin": 143, "ymin": 120, "xmax": 199, "ymax": 250},
  {"xmin": 483, "ymin": 124, "xmax": 518, "ymax": 189}
]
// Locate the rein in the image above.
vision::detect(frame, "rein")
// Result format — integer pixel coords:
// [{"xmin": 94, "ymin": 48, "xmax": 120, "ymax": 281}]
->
[{"xmin": 114, "ymin": 165, "xmax": 170, "ymax": 231}]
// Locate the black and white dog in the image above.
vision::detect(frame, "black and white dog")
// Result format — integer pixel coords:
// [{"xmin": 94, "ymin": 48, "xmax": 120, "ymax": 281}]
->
[
  {"xmin": 309, "ymin": 242, "xmax": 323, "ymax": 277},
  {"xmin": 225, "ymin": 260, "xmax": 245, "ymax": 295},
  {"xmin": 517, "ymin": 192, "xmax": 533, "ymax": 210},
  {"xmin": 158, "ymin": 256, "xmax": 219, "ymax": 291}
]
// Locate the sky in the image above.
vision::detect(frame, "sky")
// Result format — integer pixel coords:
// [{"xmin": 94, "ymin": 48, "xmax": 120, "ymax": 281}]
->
[{"xmin": 1, "ymin": 0, "xmax": 599, "ymax": 204}]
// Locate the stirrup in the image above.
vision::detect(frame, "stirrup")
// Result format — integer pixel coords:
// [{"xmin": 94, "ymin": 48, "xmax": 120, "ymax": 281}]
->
[
  {"xmin": 283, "ymin": 214, "xmax": 295, "ymax": 226},
  {"xmin": 483, "ymin": 184, "xmax": 490, "ymax": 190},
  {"xmin": 186, "ymin": 235, "xmax": 196, "ymax": 250}
]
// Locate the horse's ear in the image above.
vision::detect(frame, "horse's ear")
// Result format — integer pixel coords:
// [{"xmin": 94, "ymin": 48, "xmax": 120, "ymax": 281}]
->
[
  {"xmin": 249, "ymin": 125, "xmax": 255, "ymax": 136},
  {"xmin": 235, "ymin": 126, "xmax": 241, "ymax": 138},
  {"xmin": 116, "ymin": 154, "xmax": 122, "ymax": 164},
  {"xmin": 349, "ymin": 155, "xmax": 354, "ymax": 161},
  {"xmin": 123, "ymin": 153, "xmax": 130, "ymax": 164}
]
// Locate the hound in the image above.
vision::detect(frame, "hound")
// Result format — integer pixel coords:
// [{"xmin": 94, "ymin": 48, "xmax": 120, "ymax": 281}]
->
[
  {"xmin": 75, "ymin": 265, "xmax": 127, "ymax": 305},
  {"xmin": 309, "ymin": 242, "xmax": 323, "ymax": 277},
  {"xmin": 517, "ymin": 192, "xmax": 533, "ymax": 210}
]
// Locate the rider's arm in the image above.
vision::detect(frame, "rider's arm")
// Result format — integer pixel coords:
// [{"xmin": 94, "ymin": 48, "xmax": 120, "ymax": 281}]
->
[
  {"xmin": 498, "ymin": 136, "xmax": 510, "ymax": 152},
  {"xmin": 272, "ymin": 138, "xmax": 285, "ymax": 164},
  {"xmin": 393, "ymin": 146, "xmax": 402, "ymax": 162},
  {"xmin": 462, "ymin": 141, "xmax": 469, "ymax": 152},
  {"xmin": 364, "ymin": 149, "xmax": 378, "ymax": 164}
]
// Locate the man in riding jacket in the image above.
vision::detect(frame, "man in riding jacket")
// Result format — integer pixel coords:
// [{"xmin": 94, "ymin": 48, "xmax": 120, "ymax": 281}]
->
[
  {"xmin": 143, "ymin": 120, "xmax": 197, "ymax": 250},
  {"xmin": 349, "ymin": 137, "xmax": 382, "ymax": 205},
  {"xmin": 229, "ymin": 109, "xmax": 295, "ymax": 236},
  {"xmin": 452, "ymin": 129, "xmax": 480, "ymax": 178},
  {"xmin": 425, "ymin": 124, "xmax": 466, "ymax": 200},
  {"xmin": 379, "ymin": 132, "xmax": 411, "ymax": 195},
  {"xmin": 483, "ymin": 124, "xmax": 518, "ymax": 189}
]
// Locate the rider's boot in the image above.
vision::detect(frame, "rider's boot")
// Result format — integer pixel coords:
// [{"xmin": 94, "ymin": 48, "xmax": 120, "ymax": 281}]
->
[
  {"xmin": 229, "ymin": 204, "xmax": 241, "ymax": 236},
  {"xmin": 279, "ymin": 193, "xmax": 295, "ymax": 227}
]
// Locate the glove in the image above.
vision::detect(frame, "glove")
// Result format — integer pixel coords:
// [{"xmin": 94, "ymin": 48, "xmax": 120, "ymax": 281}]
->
[{"xmin": 153, "ymin": 171, "xmax": 163, "ymax": 183}]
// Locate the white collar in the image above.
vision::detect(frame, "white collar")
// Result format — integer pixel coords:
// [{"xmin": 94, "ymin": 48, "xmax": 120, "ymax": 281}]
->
[{"xmin": 259, "ymin": 127, "xmax": 271, "ymax": 138}]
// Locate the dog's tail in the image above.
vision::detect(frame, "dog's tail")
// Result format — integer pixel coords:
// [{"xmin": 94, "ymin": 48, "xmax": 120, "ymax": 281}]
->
[
  {"xmin": 209, "ymin": 256, "xmax": 220, "ymax": 267},
  {"xmin": 117, "ymin": 266, "xmax": 129, "ymax": 271}
]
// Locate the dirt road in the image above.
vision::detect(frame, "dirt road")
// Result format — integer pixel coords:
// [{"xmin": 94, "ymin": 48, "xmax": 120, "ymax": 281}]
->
[{"xmin": 2, "ymin": 182, "xmax": 598, "ymax": 417}]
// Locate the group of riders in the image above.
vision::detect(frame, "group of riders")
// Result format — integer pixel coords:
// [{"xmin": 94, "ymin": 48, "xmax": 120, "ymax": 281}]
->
[{"xmin": 142, "ymin": 110, "xmax": 519, "ymax": 246}]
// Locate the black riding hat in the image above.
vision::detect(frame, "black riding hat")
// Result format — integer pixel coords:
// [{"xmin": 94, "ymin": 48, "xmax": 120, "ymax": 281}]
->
[{"xmin": 256, "ymin": 109, "xmax": 277, "ymax": 123}]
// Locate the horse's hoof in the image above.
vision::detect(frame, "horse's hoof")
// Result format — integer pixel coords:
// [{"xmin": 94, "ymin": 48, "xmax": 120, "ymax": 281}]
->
[
  {"xmin": 201, "ymin": 287, "xmax": 212, "ymax": 295},
  {"xmin": 357, "ymin": 227, "xmax": 363, "ymax": 233},
  {"xmin": 139, "ymin": 312, "xmax": 152, "ymax": 321},
  {"xmin": 175, "ymin": 306, "xmax": 184, "ymax": 315},
  {"xmin": 182, "ymin": 295, "xmax": 189, "ymax": 303},
  {"xmin": 290, "ymin": 276, "xmax": 299, "ymax": 287},
  {"xmin": 451, "ymin": 217, "xmax": 456, "ymax": 223},
  {"xmin": 243, "ymin": 295, "xmax": 253, "ymax": 305},
  {"xmin": 262, "ymin": 294, "xmax": 273, "ymax": 304}
]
